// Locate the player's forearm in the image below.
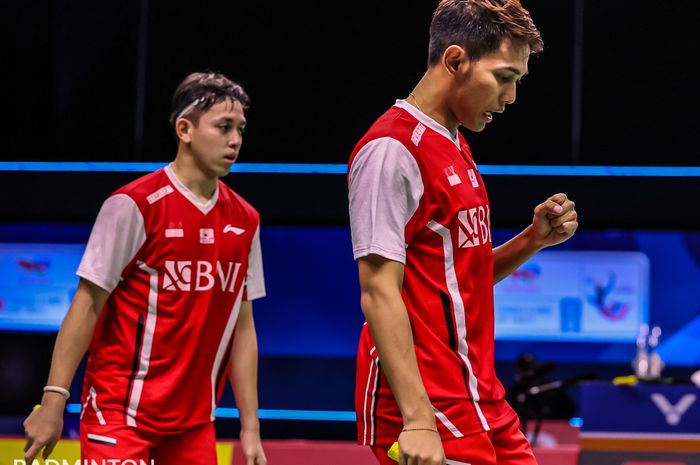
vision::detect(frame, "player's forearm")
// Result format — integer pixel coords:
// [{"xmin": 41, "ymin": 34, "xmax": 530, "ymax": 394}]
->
[
  {"xmin": 44, "ymin": 280, "xmax": 105, "ymax": 401},
  {"xmin": 229, "ymin": 301, "xmax": 261, "ymax": 433},
  {"xmin": 493, "ymin": 225, "xmax": 544, "ymax": 284},
  {"xmin": 361, "ymin": 290, "xmax": 436, "ymax": 428}
]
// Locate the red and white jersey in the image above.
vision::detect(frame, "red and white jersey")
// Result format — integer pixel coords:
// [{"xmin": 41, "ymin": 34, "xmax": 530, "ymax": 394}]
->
[
  {"xmin": 349, "ymin": 100, "xmax": 515, "ymax": 445},
  {"xmin": 76, "ymin": 164, "xmax": 265, "ymax": 433}
]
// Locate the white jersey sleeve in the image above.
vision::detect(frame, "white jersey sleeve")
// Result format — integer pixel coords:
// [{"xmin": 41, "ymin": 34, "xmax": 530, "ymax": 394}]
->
[
  {"xmin": 244, "ymin": 224, "xmax": 266, "ymax": 300},
  {"xmin": 348, "ymin": 137, "xmax": 424, "ymax": 264},
  {"xmin": 77, "ymin": 194, "xmax": 147, "ymax": 293}
]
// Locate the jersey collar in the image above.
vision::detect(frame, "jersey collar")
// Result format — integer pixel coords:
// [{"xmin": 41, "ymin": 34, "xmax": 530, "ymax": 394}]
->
[
  {"xmin": 394, "ymin": 99, "xmax": 461, "ymax": 150},
  {"xmin": 164, "ymin": 164, "xmax": 219, "ymax": 214}
]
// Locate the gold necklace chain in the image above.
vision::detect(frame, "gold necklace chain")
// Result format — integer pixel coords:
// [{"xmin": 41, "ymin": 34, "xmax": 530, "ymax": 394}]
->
[{"xmin": 409, "ymin": 92, "xmax": 423, "ymax": 113}]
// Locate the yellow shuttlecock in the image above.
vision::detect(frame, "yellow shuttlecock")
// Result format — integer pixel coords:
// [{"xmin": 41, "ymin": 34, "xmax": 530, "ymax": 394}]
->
[
  {"xmin": 387, "ymin": 441, "xmax": 400, "ymax": 462},
  {"xmin": 613, "ymin": 375, "xmax": 638, "ymax": 385}
]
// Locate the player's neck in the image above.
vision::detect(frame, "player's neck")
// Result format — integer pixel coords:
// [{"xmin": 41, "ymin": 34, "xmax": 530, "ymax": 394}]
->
[
  {"xmin": 170, "ymin": 156, "xmax": 218, "ymax": 203},
  {"xmin": 410, "ymin": 71, "xmax": 460, "ymax": 137}
]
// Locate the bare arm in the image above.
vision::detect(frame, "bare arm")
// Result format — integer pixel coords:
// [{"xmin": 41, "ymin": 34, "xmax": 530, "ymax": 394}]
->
[
  {"xmin": 494, "ymin": 193, "xmax": 579, "ymax": 284},
  {"xmin": 23, "ymin": 278, "xmax": 108, "ymax": 461},
  {"xmin": 359, "ymin": 254, "xmax": 444, "ymax": 465},
  {"xmin": 229, "ymin": 300, "xmax": 267, "ymax": 465},
  {"xmin": 493, "ymin": 225, "xmax": 543, "ymax": 283}
]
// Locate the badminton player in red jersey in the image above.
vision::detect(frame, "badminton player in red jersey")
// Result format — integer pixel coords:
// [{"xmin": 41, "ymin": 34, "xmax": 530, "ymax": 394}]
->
[
  {"xmin": 23, "ymin": 72, "xmax": 268, "ymax": 465},
  {"xmin": 349, "ymin": 1, "xmax": 578, "ymax": 464}
]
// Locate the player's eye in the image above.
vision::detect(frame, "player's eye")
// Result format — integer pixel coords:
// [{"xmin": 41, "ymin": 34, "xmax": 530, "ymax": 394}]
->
[{"xmin": 218, "ymin": 124, "xmax": 231, "ymax": 132}]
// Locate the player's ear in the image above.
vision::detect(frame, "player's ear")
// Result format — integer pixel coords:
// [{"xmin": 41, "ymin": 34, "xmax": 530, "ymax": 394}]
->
[
  {"xmin": 442, "ymin": 45, "xmax": 468, "ymax": 76},
  {"xmin": 175, "ymin": 118, "xmax": 193, "ymax": 144}
]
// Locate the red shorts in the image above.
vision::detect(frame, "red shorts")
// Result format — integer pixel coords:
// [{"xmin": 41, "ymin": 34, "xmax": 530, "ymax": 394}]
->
[
  {"xmin": 80, "ymin": 421, "xmax": 217, "ymax": 463},
  {"xmin": 370, "ymin": 415, "xmax": 536, "ymax": 465}
]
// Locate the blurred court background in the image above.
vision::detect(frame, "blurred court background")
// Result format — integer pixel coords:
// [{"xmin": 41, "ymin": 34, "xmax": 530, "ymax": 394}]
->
[{"xmin": 4, "ymin": 1, "xmax": 700, "ymax": 464}]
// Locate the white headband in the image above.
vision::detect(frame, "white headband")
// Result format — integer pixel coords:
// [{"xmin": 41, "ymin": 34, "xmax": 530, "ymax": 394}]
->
[{"xmin": 175, "ymin": 97, "xmax": 204, "ymax": 121}]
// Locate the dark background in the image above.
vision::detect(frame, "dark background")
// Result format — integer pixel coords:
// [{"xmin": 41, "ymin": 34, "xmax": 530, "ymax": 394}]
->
[{"xmin": 8, "ymin": 0, "xmax": 700, "ymax": 166}]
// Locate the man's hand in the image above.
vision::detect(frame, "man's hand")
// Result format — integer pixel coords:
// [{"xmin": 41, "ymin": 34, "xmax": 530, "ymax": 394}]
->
[
  {"xmin": 240, "ymin": 428, "xmax": 267, "ymax": 465},
  {"xmin": 397, "ymin": 429, "xmax": 446, "ymax": 465},
  {"xmin": 23, "ymin": 395, "xmax": 65, "ymax": 462},
  {"xmin": 531, "ymin": 193, "xmax": 578, "ymax": 248}
]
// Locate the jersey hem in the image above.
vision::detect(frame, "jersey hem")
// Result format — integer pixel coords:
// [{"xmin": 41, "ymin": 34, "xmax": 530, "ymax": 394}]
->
[
  {"xmin": 245, "ymin": 290, "xmax": 266, "ymax": 300},
  {"xmin": 80, "ymin": 416, "xmax": 214, "ymax": 435},
  {"xmin": 353, "ymin": 244, "xmax": 406, "ymax": 264},
  {"xmin": 76, "ymin": 269, "xmax": 115, "ymax": 293}
]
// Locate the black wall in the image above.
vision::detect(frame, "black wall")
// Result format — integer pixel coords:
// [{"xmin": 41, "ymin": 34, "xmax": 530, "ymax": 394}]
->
[
  {"xmin": 3, "ymin": 170, "xmax": 700, "ymax": 230},
  {"xmin": 9, "ymin": 1, "xmax": 700, "ymax": 166}
]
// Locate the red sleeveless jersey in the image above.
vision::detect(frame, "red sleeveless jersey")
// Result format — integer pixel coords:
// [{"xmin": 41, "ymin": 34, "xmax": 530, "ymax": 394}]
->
[{"xmin": 349, "ymin": 101, "xmax": 515, "ymax": 445}]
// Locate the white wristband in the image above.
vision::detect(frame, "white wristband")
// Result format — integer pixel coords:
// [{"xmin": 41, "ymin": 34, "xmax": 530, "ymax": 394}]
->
[{"xmin": 43, "ymin": 385, "xmax": 70, "ymax": 400}]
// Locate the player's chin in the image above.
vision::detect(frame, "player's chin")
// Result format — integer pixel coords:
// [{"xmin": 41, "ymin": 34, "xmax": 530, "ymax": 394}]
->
[
  {"xmin": 463, "ymin": 119, "xmax": 487, "ymax": 132},
  {"xmin": 212, "ymin": 164, "xmax": 233, "ymax": 178}
]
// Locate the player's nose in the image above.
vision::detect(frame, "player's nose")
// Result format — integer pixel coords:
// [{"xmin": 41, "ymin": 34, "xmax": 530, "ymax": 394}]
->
[
  {"xmin": 229, "ymin": 131, "xmax": 242, "ymax": 148},
  {"xmin": 503, "ymin": 82, "xmax": 517, "ymax": 105}
]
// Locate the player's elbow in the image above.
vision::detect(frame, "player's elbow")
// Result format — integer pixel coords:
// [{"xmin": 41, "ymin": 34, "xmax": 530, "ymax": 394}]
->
[
  {"xmin": 359, "ymin": 282, "xmax": 401, "ymax": 321},
  {"xmin": 360, "ymin": 290, "xmax": 378, "ymax": 319}
]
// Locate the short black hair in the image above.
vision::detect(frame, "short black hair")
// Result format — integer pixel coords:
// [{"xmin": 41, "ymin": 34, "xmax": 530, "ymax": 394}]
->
[
  {"xmin": 428, "ymin": 0, "xmax": 543, "ymax": 66},
  {"xmin": 169, "ymin": 72, "xmax": 250, "ymax": 127}
]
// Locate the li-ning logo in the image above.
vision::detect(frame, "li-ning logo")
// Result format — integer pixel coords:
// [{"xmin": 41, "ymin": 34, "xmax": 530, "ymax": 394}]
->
[
  {"xmin": 457, "ymin": 206, "xmax": 491, "ymax": 248},
  {"xmin": 163, "ymin": 260, "xmax": 242, "ymax": 292},
  {"xmin": 224, "ymin": 224, "xmax": 245, "ymax": 235},
  {"xmin": 650, "ymin": 393, "xmax": 697, "ymax": 425}
]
